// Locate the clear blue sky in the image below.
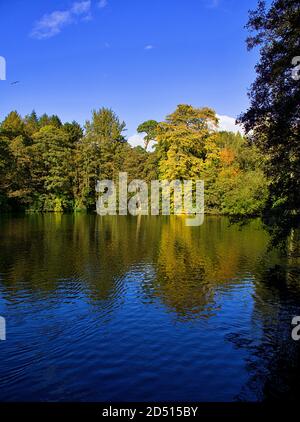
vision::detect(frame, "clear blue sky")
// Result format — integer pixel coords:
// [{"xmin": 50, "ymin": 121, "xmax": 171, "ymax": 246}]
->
[{"xmin": 0, "ymin": 0, "xmax": 260, "ymax": 140}]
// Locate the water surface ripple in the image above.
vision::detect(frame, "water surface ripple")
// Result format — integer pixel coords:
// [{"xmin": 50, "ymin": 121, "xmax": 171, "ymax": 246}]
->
[{"xmin": 0, "ymin": 215, "xmax": 299, "ymax": 401}]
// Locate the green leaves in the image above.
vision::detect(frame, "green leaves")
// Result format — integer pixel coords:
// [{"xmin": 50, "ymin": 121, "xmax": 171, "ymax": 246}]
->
[
  {"xmin": 156, "ymin": 104, "xmax": 219, "ymax": 181},
  {"xmin": 137, "ymin": 120, "xmax": 158, "ymax": 150},
  {"xmin": 0, "ymin": 104, "xmax": 268, "ymax": 216},
  {"xmin": 239, "ymin": 0, "xmax": 300, "ymax": 241}
]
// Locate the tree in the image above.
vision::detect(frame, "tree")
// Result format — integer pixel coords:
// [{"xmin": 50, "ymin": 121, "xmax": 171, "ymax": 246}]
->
[
  {"xmin": 156, "ymin": 104, "xmax": 219, "ymax": 180},
  {"xmin": 73, "ymin": 108, "xmax": 128, "ymax": 210},
  {"xmin": 85, "ymin": 108, "xmax": 127, "ymax": 179},
  {"xmin": 39, "ymin": 114, "xmax": 62, "ymax": 128},
  {"xmin": 30, "ymin": 126, "xmax": 74, "ymax": 211},
  {"xmin": 0, "ymin": 133, "xmax": 12, "ymax": 209},
  {"xmin": 137, "ymin": 120, "xmax": 158, "ymax": 150},
  {"xmin": 238, "ymin": 0, "xmax": 300, "ymax": 222},
  {"xmin": 85, "ymin": 108, "xmax": 126, "ymax": 143},
  {"xmin": 62, "ymin": 121, "xmax": 83, "ymax": 144},
  {"xmin": 6, "ymin": 135, "xmax": 33, "ymax": 207},
  {"xmin": 24, "ymin": 110, "xmax": 39, "ymax": 136},
  {"xmin": 73, "ymin": 137, "xmax": 99, "ymax": 211},
  {"xmin": 165, "ymin": 105, "xmax": 218, "ymax": 129},
  {"xmin": 1, "ymin": 111, "xmax": 25, "ymax": 138},
  {"xmin": 203, "ymin": 130, "xmax": 268, "ymax": 215}
]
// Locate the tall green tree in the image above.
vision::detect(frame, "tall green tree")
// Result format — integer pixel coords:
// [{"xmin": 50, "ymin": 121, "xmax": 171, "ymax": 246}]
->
[
  {"xmin": 30, "ymin": 126, "xmax": 74, "ymax": 211},
  {"xmin": 85, "ymin": 108, "xmax": 126, "ymax": 143},
  {"xmin": 156, "ymin": 104, "xmax": 219, "ymax": 180},
  {"xmin": 74, "ymin": 108, "xmax": 128, "ymax": 210},
  {"xmin": 238, "ymin": 0, "xmax": 300, "ymax": 221},
  {"xmin": 1, "ymin": 111, "xmax": 25, "ymax": 138},
  {"xmin": 24, "ymin": 110, "xmax": 39, "ymax": 136}
]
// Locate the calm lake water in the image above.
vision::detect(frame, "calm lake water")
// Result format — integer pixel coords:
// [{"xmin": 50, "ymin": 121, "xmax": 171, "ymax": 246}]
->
[{"xmin": 0, "ymin": 215, "xmax": 299, "ymax": 401}]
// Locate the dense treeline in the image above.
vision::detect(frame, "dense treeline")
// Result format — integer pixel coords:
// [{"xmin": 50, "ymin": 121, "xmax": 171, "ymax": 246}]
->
[{"xmin": 0, "ymin": 105, "xmax": 268, "ymax": 215}]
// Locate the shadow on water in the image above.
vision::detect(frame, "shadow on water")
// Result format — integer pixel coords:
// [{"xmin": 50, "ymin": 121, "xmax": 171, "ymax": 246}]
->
[{"xmin": 229, "ymin": 258, "xmax": 300, "ymax": 401}]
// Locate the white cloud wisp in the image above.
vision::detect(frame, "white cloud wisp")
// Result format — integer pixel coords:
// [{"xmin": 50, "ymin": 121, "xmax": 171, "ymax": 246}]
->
[{"xmin": 31, "ymin": 1, "xmax": 92, "ymax": 39}]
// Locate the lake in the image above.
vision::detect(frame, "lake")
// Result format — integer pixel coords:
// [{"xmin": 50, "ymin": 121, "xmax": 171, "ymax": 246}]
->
[{"xmin": 0, "ymin": 214, "xmax": 299, "ymax": 401}]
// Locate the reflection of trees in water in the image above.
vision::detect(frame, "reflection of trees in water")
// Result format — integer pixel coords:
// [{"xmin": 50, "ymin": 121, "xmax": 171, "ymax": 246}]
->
[
  {"xmin": 263, "ymin": 214, "xmax": 300, "ymax": 254},
  {"xmin": 141, "ymin": 217, "xmax": 270, "ymax": 320},
  {"xmin": 226, "ymin": 232, "xmax": 300, "ymax": 401},
  {"xmin": 1, "ymin": 215, "xmax": 271, "ymax": 321},
  {"xmin": 0, "ymin": 215, "xmax": 158, "ymax": 310},
  {"xmin": 1, "ymin": 215, "xmax": 300, "ymax": 398}
]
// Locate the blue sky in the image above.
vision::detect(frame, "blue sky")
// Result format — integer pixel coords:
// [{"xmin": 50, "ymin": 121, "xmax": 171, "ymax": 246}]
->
[{"xmin": 0, "ymin": 0, "xmax": 260, "ymax": 145}]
